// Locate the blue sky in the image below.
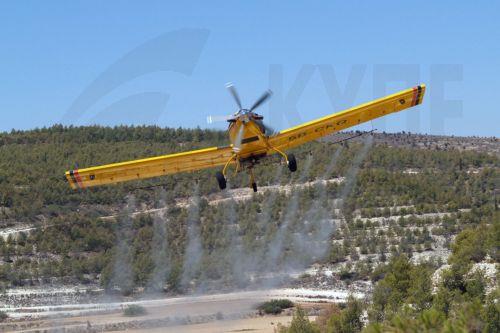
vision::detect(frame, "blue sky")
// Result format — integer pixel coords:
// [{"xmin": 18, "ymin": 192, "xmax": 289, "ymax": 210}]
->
[{"xmin": 0, "ymin": 1, "xmax": 498, "ymax": 136}]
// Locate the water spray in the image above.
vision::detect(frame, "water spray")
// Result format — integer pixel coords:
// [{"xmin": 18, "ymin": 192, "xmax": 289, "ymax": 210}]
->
[
  {"xmin": 146, "ymin": 188, "xmax": 171, "ymax": 293},
  {"xmin": 181, "ymin": 183, "xmax": 203, "ymax": 290},
  {"xmin": 110, "ymin": 194, "xmax": 136, "ymax": 294}
]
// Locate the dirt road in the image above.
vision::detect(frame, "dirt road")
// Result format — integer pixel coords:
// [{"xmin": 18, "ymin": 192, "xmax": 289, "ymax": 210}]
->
[{"xmin": 2, "ymin": 289, "xmax": 349, "ymax": 332}]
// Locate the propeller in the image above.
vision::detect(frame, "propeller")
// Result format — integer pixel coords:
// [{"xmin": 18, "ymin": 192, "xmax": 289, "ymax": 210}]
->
[{"xmin": 206, "ymin": 83, "xmax": 274, "ymax": 127}]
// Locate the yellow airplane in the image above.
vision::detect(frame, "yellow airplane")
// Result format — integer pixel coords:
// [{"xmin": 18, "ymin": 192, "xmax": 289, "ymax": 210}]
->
[{"xmin": 65, "ymin": 84, "xmax": 425, "ymax": 192}]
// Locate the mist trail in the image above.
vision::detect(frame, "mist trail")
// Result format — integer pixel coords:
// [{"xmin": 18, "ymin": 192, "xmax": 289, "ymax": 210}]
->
[
  {"xmin": 321, "ymin": 146, "xmax": 345, "ymax": 182},
  {"xmin": 329, "ymin": 135, "xmax": 373, "ymax": 255},
  {"xmin": 225, "ymin": 166, "xmax": 285, "ymax": 287},
  {"xmin": 180, "ymin": 183, "xmax": 202, "ymax": 289},
  {"xmin": 268, "ymin": 135, "xmax": 372, "ymax": 281},
  {"xmin": 193, "ymin": 174, "xmax": 245, "ymax": 293},
  {"xmin": 110, "ymin": 194, "xmax": 136, "ymax": 293},
  {"xmin": 264, "ymin": 154, "xmax": 314, "ymax": 275},
  {"xmin": 288, "ymin": 136, "xmax": 373, "ymax": 273},
  {"xmin": 179, "ymin": 136, "xmax": 372, "ymax": 292},
  {"xmin": 338, "ymin": 135, "xmax": 374, "ymax": 206},
  {"xmin": 225, "ymin": 173, "xmax": 252, "ymax": 288},
  {"xmin": 146, "ymin": 188, "xmax": 170, "ymax": 293},
  {"xmin": 291, "ymin": 146, "xmax": 345, "ymax": 263},
  {"xmin": 246, "ymin": 167, "xmax": 284, "ymax": 274}
]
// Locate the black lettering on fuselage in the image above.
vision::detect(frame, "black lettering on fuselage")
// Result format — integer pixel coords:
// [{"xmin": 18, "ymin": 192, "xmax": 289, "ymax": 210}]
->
[
  {"xmin": 289, "ymin": 131, "xmax": 308, "ymax": 141},
  {"xmin": 315, "ymin": 123, "xmax": 335, "ymax": 133}
]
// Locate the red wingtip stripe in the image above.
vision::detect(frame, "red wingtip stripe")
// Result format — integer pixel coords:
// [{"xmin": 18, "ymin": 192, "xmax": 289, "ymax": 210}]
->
[
  {"xmin": 73, "ymin": 169, "xmax": 85, "ymax": 189},
  {"xmin": 69, "ymin": 170, "xmax": 79, "ymax": 189},
  {"xmin": 411, "ymin": 86, "xmax": 418, "ymax": 106},
  {"xmin": 415, "ymin": 85, "xmax": 423, "ymax": 105}
]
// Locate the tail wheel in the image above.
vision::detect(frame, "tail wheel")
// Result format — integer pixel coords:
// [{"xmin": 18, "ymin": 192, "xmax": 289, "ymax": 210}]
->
[
  {"xmin": 287, "ymin": 153, "xmax": 297, "ymax": 172},
  {"xmin": 251, "ymin": 182, "xmax": 258, "ymax": 192},
  {"xmin": 215, "ymin": 171, "xmax": 227, "ymax": 190}
]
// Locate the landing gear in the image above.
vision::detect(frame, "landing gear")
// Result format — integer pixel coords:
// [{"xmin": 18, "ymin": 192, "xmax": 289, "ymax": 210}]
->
[
  {"xmin": 287, "ymin": 153, "xmax": 297, "ymax": 172},
  {"xmin": 217, "ymin": 150, "xmax": 295, "ymax": 192},
  {"xmin": 270, "ymin": 145, "xmax": 297, "ymax": 173},
  {"xmin": 217, "ymin": 153, "xmax": 240, "ymax": 191},
  {"xmin": 215, "ymin": 171, "xmax": 227, "ymax": 190},
  {"xmin": 248, "ymin": 167, "xmax": 258, "ymax": 192}
]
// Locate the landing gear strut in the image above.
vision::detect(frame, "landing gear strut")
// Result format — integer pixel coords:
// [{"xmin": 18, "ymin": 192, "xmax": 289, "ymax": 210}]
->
[
  {"xmin": 215, "ymin": 150, "xmax": 296, "ymax": 192},
  {"xmin": 248, "ymin": 167, "xmax": 257, "ymax": 192},
  {"xmin": 270, "ymin": 145, "xmax": 297, "ymax": 173},
  {"xmin": 215, "ymin": 171, "xmax": 227, "ymax": 190}
]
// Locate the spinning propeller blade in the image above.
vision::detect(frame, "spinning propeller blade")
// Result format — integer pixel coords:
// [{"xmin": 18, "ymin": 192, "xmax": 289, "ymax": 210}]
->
[
  {"xmin": 226, "ymin": 82, "xmax": 242, "ymax": 110},
  {"xmin": 233, "ymin": 125, "xmax": 245, "ymax": 152},
  {"xmin": 249, "ymin": 90, "xmax": 272, "ymax": 112},
  {"xmin": 207, "ymin": 115, "xmax": 232, "ymax": 124}
]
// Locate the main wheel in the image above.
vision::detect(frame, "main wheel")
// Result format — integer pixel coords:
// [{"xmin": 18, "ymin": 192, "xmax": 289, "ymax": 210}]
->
[
  {"xmin": 287, "ymin": 153, "xmax": 297, "ymax": 172},
  {"xmin": 215, "ymin": 171, "xmax": 227, "ymax": 190},
  {"xmin": 251, "ymin": 182, "xmax": 258, "ymax": 192}
]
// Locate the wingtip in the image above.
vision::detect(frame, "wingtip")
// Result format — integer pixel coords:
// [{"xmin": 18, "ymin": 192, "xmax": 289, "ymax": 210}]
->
[
  {"xmin": 415, "ymin": 84, "xmax": 426, "ymax": 105},
  {"xmin": 65, "ymin": 172, "xmax": 78, "ymax": 189}
]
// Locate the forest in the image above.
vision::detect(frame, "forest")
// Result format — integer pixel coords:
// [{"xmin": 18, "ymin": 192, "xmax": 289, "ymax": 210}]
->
[{"xmin": 0, "ymin": 125, "xmax": 498, "ymax": 331}]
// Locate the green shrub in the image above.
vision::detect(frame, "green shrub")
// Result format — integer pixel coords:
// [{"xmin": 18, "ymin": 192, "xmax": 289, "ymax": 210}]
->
[
  {"xmin": 257, "ymin": 299, "xmax": 294, "ymax": 314},
  {"xmin": 123, "ymin": 304, "xmax": 147, "ymax": 317},
  {"xmin": 327, "ymin": 296, "xmax": 363, "ymax": 333},
  {"xmin": 276, "ymin": 306, "xmax": 320, "ymax": 333}
]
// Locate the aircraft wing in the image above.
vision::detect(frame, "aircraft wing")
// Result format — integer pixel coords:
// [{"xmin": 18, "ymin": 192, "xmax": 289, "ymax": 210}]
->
[
  {"xmin": 65, "ymin": 146, "xmax": 234, "ymax": 189},
  {"xmin": 268, "ymin": 84, "xmax": 426, "ymax": 151}
]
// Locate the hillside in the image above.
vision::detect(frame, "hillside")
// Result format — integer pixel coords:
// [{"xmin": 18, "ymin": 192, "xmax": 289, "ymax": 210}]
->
[{"xmin": 0, "ymin": 126, "xmax": 498, "ymax": 331}]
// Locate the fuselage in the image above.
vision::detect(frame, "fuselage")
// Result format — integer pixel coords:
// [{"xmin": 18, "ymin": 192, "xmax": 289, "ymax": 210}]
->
[{"xmin": 227, "ymin": 111, "xmax": 271, "ymax": 161}]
